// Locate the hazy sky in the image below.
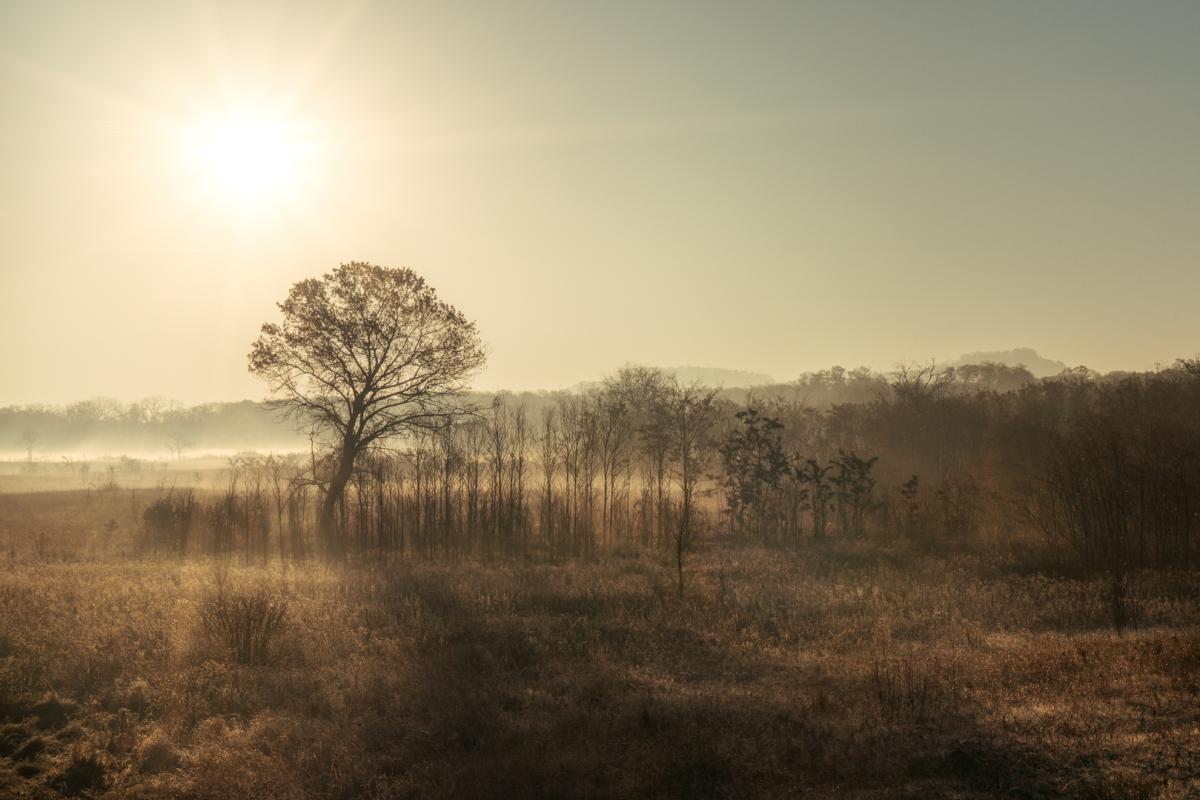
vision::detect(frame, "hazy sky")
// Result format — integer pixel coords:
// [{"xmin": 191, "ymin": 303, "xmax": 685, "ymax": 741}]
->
[{"xmin": 2, "ymin": 1, "xmax": 1198, "ymax": 405}]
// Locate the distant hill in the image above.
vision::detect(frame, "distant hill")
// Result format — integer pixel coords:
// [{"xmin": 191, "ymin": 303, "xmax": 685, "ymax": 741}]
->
[
  {"xmin": 567, "ymin": 365, "xmax": 775, "ymax": 393},
  {"xmin": 661, "ymin": 366, "xmax": 776, "ymax": 387},
  {"xmin": 950, "ymin": 348, "xmax": 1069, "ymax": 378}
]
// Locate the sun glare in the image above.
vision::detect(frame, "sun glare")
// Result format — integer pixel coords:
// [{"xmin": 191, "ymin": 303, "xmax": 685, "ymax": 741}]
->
[{"xmin": 178, "ymin": 113, "xmax": 312, "ymax": 210}]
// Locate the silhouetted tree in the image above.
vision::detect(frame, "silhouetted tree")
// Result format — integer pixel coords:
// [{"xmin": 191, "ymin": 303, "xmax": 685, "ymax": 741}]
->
[
  {"xmin": 611, "ymin": 368, "xmax": 674, "ymax": 546},
  {"xmin": 899, "ymin": 475, "xmax": 921, "ymax": 539},
  {"xmin": 18, "ymin": 429, "xmax": 39, "ymax": 463},
  {"xmin": 831, "ymin": 451, "xmax": 877, "ymax": 538},
  {"xmin": 796, "ymin": 458, "xmax": 833, "ymax": 541},
  {"xmin": 248, "ymin": 262, "xmax": 486, "ymax": 550},
  {"xmin": 719, "ymin": 408, "xmax": 788, "ymax": 536},
  {"xmin": 166, "ymin": 431, "xmax": 193, "ymax": 461},
  {"xmin": 666, "ymin": 381, "xmax": 721, "ymax": 598}
]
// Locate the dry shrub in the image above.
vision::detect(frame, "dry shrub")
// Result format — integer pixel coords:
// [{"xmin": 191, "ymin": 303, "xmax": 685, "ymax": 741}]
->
[
  {"xmin": 136, "ymin": 727, "xmax": 182, "ymax": 773},
  {"xmin": 139, "ymin": 491, "xmax": 197, "ymax": 556},
  {"xmin": 870, "ymin": 649, "xmax": 960, "ymax": 725},
  {"xmin": 61, "ymin": 633, "xmax": 127, "ymax": 698},
  {"xmin": 99, "ymin": 707, "xmax": 140, "ymax": 757},
  {"xmin": 50, "ymin": 745, "xmax": 108, "ymax": 796},
  {"xmin": 30, "ymin": 693, "xmax": 77, "ymax": 730},
  {"xmin": 163, "ymin": 660, "xmax": 261, "ymax": 734},
  {"xmin": 197, "ymin": 570, "xmax": 289, "ymax": 665},
  {"xmin": 100, "ymin": 676, "xmax": 152, "ymax": 716},
  {"xmin": 0, "ymin": 722, "xmax": 32, "ymax": 757},
  {"xmin": 12, "ymin": 733, "xmax": 45, "ymax": 760},
  {"xmin": 1107, "ymin": 573, "xmax": 1145, "ymax": 635}
]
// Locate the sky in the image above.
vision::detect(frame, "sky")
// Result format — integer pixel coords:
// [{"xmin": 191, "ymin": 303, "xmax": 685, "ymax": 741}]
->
[{"xmin": 1, "ymin": 1, "xmax": 1198, "ymax": 405}]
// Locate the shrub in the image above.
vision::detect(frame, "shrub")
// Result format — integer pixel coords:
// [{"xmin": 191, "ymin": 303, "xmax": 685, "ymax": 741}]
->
[
  {"xmin": 30, "ymin": 694, "xmax": 76, "ymax": 730},
  {"xmin": 101, "ymin": 677, "xmax": 152, "ymax": 715},
  {"xmin": 51, "ymin": 747, "xmax": 107, "ymax": 795},
  {"xmin": 136, "ymin": 728, "xmax": 181, "ymax": 773},
  {"xmin": 165, "ymin": 660, "xmax": 249, "ymax": 732},
  {"xmin": 140, "ymin": 491, "xmax": 197, "ymax": 556},
  {"xmin": 197, "ymin": 572, "xmax": 289, "ymax": 665},
  {"xmin": 1108, "ymin": 573, "xmax": 1143, "ymax": 635},
  {"xmin": 870, "ymin": 650, "xmax": 957, "ymax": 724},
  {"xmin": 13, "ymin": 734, "xmax": 45, "ymax": 761},
  {"xmin": 0, "ymin": 723, "xmax": 31, "ymax": 757}
]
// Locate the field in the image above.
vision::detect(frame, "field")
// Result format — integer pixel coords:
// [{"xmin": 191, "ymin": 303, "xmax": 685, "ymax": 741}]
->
[{"xmin": 1, "ymin": 487, "xmax": 1198, "ymax": 799}]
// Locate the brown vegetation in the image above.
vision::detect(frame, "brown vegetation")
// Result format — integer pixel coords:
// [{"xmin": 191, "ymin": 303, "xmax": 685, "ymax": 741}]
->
[
  {"xmin": 1, "ymin": 358, "xmax": 1197, "ymax": 797},
  {"xmin": 0, "ymin": 537, "xmax": 1197, "ymax": 798}
]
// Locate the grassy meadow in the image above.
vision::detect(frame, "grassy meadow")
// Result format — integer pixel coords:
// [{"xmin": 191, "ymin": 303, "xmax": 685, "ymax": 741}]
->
[{"xmin": 1, "ymin": 485, "xmax": 1197, "ymax": 799}]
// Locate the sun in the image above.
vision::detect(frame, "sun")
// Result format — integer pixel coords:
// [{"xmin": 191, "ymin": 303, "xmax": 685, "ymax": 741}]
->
[{"xmin": 178, "ymin": 112, "xmax": 312, "ymax": 210}]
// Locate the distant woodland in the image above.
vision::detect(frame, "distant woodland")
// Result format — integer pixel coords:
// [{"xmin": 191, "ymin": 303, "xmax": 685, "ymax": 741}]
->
[{"xmin": 2, "ymin": 361, "xmax": 1048, "ymax": 458}]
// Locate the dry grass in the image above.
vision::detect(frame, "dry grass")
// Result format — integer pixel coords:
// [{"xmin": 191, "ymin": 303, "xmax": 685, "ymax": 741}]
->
[{"xmin": 0, "ymin": 492, "xmax": 1197, "ymax": 798}]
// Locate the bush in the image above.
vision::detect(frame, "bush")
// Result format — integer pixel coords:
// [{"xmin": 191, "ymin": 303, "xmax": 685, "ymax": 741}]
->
[
  {"xmin": 136, "ymin": 728, "xmax": 181, "ymax": 773},
  {"xmin": 140, "ymin": 491, "xmax": 197, "ymax": 556},
  {"xmin": 164, "ymin": 660, "xmax": 250, "ymax": 732},
  {"xmin": 197, "ymin": 572, "xmax": 289, "ymax": 665},
  {"xmin": 51, "ymin": 747, "xmax": 107, "ymax": 795},
  {"xmin": 870, "ymin": 650, "xmax": 958, "ymax": 725},
  {"xmin": 1108, "ymin": 573, "xmax": 1143, "ymax": 635},
  {"xmin": 101, "ymin": 677, "xmax": 152, "ymax": 716},
  {"xmin": 30, "ymin": 694, "xmax": 76, "ymax": 730}
]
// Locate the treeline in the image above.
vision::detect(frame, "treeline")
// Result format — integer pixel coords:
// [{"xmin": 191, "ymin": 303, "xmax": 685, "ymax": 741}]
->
[
  {"xmin": 0, "ymin": 400, "xmax": 303, "ymax": 458},
  {"xmin": 2, "ymin": 362, "xmax": 1044, "ymax": 459},
  {"xmin": 137, "ymin": 361, "xmax": 1200, "ymax": 587},
  {"xmin": 141, "ymin": 370, "xmax": 727, "ymax": 589}
]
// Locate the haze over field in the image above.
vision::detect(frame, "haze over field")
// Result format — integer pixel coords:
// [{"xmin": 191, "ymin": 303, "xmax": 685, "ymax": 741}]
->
[
  {"xmin": 0, "ymin": 349, "xmax": 1085, "ymax": 460},
  {"xmin": 3, "ymin": 1, "xmax": 1199, "ymax": 405}
]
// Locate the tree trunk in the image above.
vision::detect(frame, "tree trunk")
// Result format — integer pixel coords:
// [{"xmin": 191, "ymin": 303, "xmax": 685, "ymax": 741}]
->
[
  {"xmin": 676, "ymin": 533, "xmax": 685, "ymax": 600},
  {"xmin": 320, "ymin": 444, "xmax": 357, "ymax": 554}
]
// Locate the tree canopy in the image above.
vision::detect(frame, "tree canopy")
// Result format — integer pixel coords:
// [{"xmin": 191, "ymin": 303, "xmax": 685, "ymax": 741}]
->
[{"xmin": 249, "ymin": 262, "xmax": 486, "ymax": 542}]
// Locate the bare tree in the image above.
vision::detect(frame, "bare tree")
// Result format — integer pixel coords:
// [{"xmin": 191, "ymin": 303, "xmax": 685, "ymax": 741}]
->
[
  {"xmin": 487, "ymin": 398, "xmax": 509, "ymax": 554},
  {"xmin": 508, "ymin": 402, "xmax": 529, "ymax": 554},
  {"xmin": 264, "ymin": 453, "xmax": 302, "ymax": 561},
  {"xmin": 665, "ymin": 381, "xmax": 721, "ymax": 598},
  {"xmin": 18, "ymin": 430, "xmax": 39, "ymax": 464},
  {"xmin": 888, "ymin": 361, "xmax": 954, "ymax": 405},
  {"xmin": 537, "ymin": 407, "xmax": 559, "ymax": 555},
  {"xmin": 166, "ymin": 431, "xmax": 194, "ymax": 461},
  {"xmin": 594, "ymin": 389, "xmax": 631, "ymax": 547},
  {"xmin": 605, "ymin": 367, "xmax": 672, "ymax": 546},
  {"xmin": 248, "ymin": 262, "xmax": 486, "ymax": 547}
]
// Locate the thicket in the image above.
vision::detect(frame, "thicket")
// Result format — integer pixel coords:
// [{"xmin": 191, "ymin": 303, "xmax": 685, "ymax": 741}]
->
[{"xmin": 131, "ymin": 362, "xmax": 1200, "ymax": 599}]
